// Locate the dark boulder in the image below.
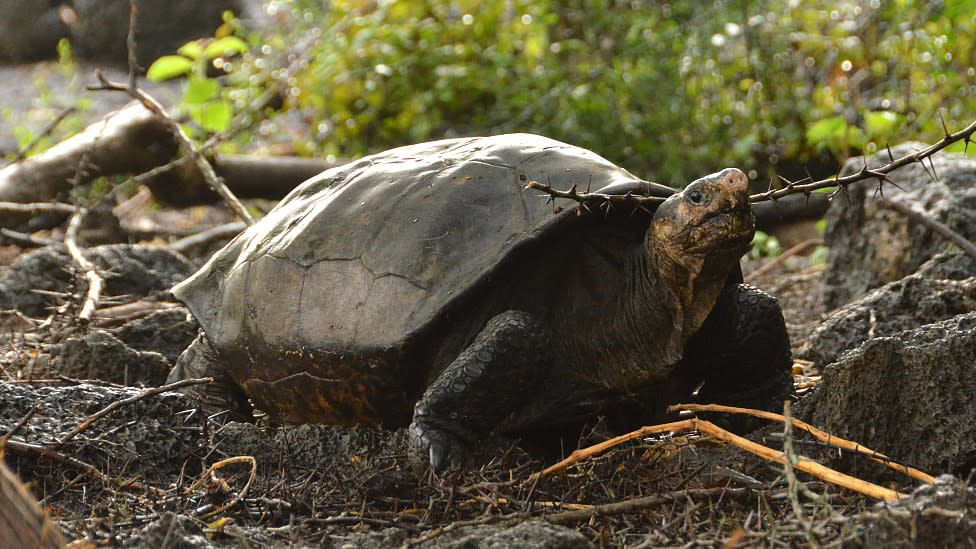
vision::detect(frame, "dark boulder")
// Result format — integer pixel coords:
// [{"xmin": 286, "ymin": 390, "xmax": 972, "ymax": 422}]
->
[
  {"xmin": 806, "ymin": 311, "xmax": 976, "ymax": 474},
  {"xmin": 801, "ymin": 252, "xmax": 976, "ymax": 369},
  {"xmin": 823, "ymin": 143, "xmax": 976, "ymax": 309}
]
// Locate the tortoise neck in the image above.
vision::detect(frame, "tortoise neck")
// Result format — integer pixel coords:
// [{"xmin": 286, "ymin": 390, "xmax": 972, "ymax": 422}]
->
[{"xmin": 642, "ymin": 235, "xmax": 735, "ymax": 337}]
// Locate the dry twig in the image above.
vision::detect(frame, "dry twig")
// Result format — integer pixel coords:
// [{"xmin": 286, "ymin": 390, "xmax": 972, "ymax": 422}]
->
[
  {"xmin": 744, "ymin": 238, "xmax": 824, "ymax": 283},
  {"xmin": 669, "ymin": 403, "xmax": 935, "ymax": 483},
  {"xmin": 187, "ymin": 455, "xmax": 258, "ymax": 519},
  {"xmin": 87, "ymin": 76, "xmax": 254, "ymax": 225},
  {"xmin": 63, "ymin": 208, "xmax": 104, "ymax": 321},
  {"xmin": 782, "ymin": 400, "xmax": 823, "ymax": 548},
  {"xmin": 530, "ymin": 417, "xmax": 906, "ymax": 500},
  {"xmin": 57, "ymin": 377, "xmax": 213, "ymax": 445},
  {"xmin": 879, "ymin": 196, "xmax": 976, "ymax": 259}
]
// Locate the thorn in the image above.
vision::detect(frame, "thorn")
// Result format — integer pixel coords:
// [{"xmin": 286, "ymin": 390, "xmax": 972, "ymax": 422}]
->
[
  {"xmin": 872, "ymin": 180, "xmax": 884, "ymax": 198},
  {"xmin": 777, "ymin": 175, "xmax": 796, "ymax": 189},
  {"xmin": 886, "ymin": 141, "xmax": 894, "ymax": 163},
  {"xmin": 928, "ymin": 155, "xmax": 939, "ymax": 182},
  {"xmin": 766, "ymin": 177, "xmax": 775, "ymax": 193},
  {"xmin": 586, "ymin": 174, "xmax": 592, "ymax": 194},
  {"xmin": 569, "ymin": 184, "xmax": 578, "ymax": 199},
  {"xmin": 637, "ymin": 203, "xmax": 654, "ymax": 216},
  {"xmin": 938, "ymin": 108, "xmax": 951, "ymax": 138}
]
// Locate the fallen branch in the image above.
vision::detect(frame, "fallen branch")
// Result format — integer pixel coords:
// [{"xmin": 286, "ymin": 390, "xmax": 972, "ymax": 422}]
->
[
  {"xmin": 0, "ymin": 228, "xmax": 58, "ymax": 247},
  {"xmin": 879, "ymin": 196, "xmax": 976, "ymax": 260},
  {"xmin": 168, "ymin": 221, "xmax": 247, "ymax": 254},
  {"xmin": 0, "ymin": 201, "xmax": 76, "ymax": 214},
  {"xmin": 530, "ymin": 417, "xmax": 906, "ymax": 501},
  {"xmin": 88, "ymin": 72, "xmax": 255, "ymax": 226},
  {"xmin": 63, "ymin": 208, "xmax": 104, "ymax": 321},
  {"xmin": 668, "ymin": 403, "xmax": 935, "ymax": 484},
  {"xmin": 57, "ymin": 377, "xmax": 213, "ymax": 445}
]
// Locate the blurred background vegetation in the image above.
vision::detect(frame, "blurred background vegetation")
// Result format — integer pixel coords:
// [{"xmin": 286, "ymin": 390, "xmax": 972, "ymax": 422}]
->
[{"xmin": 173, "ymin": 0, "xmax": 976, "ymax": 187}]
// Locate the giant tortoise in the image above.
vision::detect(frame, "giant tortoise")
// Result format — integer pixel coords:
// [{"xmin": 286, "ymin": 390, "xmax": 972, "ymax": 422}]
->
[{"xmin": 168, "ymin": 133, "xmax": 793, "ymax": 470}]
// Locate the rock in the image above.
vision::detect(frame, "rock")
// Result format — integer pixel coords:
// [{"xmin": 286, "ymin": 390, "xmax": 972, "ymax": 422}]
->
[
  {"xmin": 0, "ymin": 244, "xmax": 194, "ymax": 317},
  {"xmin": 860, "ymin": 475, "xmax": 976, "ymax": 549},
  {"xmin": 801, "ymin": 252, "xmax": 976, "ymax": 368},
  {"xmin": 69, "ymin": 0, "xmax": 256, "ymax": 66},
  {"xmin": 0, "ymin": 1, "xmax": 67, "ymax": 63},
  {"xmin": 113, "ymin": 307, "xmax": 198, "ymax": 365},
  {"xmin": 53, "ymin": 328, "xmax": 171, "ymax": 385},
  {"xmin": 823, "ymin": 143, "xmax": 976, "ymax": 309},
  {"xmin": 806, "ymin": 312, "xmax": 976, "ymax": 474},
  {"xmin": 0, "ymin": 381, "xmax": 199, "ymax": 480}
]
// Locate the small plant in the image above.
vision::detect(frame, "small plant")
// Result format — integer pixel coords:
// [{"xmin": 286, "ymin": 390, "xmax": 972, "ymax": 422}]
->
[
  {"xmin": 749, "ymin": 230, "xmax": 782, "ymax": 259},
  {"xmin": 145, "ymin": 12, "xmax": 249, "ymax": 135}
]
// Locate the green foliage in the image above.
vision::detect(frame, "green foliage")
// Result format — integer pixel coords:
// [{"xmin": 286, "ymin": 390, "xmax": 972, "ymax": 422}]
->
[
  {"xmin": 147, "ymin": 55, "xmax": 194, "ymax": 81},
  {"xmin": 145, "ymin": 28, "xmax": 249, "ymax": 134},
  {"xmin": 749, "ymin": 230, "xmax": 782, "ymax": 259},
  {"xmin": 2, "ymin": 38, "xmax": 90, "ymax": 159},
  {"xmin": 156, "ymin": 0, "xmax": 976, "ymax": 185}
]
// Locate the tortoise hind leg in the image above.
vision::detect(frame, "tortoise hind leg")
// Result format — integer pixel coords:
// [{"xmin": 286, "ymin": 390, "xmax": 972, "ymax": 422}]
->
[
  {"xmin": 409, "ymin": 310, "xmax": 548, "ymax": 472},
  {"xmin": 686, "ymin": 283, "xmax": 795, "ymax": 431},
  {"xmin": 167, "ymin": 333, "xmax": 253, "ymax": 421}
]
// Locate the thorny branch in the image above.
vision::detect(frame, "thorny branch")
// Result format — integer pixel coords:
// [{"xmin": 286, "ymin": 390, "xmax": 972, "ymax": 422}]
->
[{"xmin": 526, "ymin": 117, "xmax": 976, "ymax": 208}]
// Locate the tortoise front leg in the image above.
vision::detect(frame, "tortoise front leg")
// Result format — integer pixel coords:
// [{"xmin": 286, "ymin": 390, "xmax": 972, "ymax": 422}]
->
[
  {"xmin": 684, "ymin": 284, "xmax": 795, "ymax": 431},
  {"xmin": 409, "ymin": 310, "xmax": 548, "ymax": 472}
]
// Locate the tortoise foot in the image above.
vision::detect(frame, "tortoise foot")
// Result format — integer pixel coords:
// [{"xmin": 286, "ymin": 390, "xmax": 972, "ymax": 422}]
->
[{"xmin": 408, "ymin": 419, "xmax": 470, "ymax": 473}]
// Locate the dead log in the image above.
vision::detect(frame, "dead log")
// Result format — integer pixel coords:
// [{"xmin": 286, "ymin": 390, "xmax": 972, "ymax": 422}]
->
[
  {"xmin": 0, "ymin": 460, "xmax": 67, "ymax": 549},
  {"xmin": 0, "ymin": 101, "xmax": 341, "ymax": 226}
]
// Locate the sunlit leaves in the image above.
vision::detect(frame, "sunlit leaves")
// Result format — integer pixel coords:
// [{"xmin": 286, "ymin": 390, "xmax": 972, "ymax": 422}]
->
[{"xmin": 147, "ymin": 55, "xmax": 193, "ymax": 82}]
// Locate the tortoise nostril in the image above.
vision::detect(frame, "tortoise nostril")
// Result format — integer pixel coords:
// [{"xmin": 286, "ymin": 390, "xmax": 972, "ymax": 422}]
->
[{"xmin": 722, "ymin": 168, "xmax": 749, "ymax": 195}]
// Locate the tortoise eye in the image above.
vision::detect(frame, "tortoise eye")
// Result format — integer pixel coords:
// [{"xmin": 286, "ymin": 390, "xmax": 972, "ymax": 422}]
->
[{"xmin": 688, "ymin": 189, "xmax": 705, "ymax": 205}]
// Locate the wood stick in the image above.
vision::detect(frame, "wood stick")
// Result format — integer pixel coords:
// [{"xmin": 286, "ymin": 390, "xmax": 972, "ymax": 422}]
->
[
  {"xmin": 530, "ymin": 418, "xmax": 906, "ymax": 501},
  {"xmin": 63, "ymin": 208, "xmax": 104, "ymax": 321},
  {"xmin": 668, "ymin": 403, "xmax": 935, "ymax": 483}
]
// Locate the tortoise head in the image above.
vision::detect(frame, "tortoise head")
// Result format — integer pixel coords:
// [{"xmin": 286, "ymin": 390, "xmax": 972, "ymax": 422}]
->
[{"xmin": 649, "ymin": 168, "xmax": 755, "ymax": 267}]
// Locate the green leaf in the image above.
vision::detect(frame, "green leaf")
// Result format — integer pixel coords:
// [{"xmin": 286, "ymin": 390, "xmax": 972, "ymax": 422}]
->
[
  {"xmin": 184, "ymin": 77, "xmax": 219, "ymax": 104},
  {"xmin": 865, "ymin": 111, "xmax": 901, "ymax": 139},
  {"xmin": 146, "ymin": 55, "xmax": 193, "ymax": 81},
  {"xmin": 805, "ymin": 116, "xmax": 847, "ymax": 147},
  {"xmin": 178, "ymin": 41, "xmax": 205, "ymax": 60},
  {"xmin": 204, "ymin": 36, "xmax": 249, "ymax": 59},
  {"xmin": 187, "ymin": 101, "xmax": 232, "ymax": 132}
]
